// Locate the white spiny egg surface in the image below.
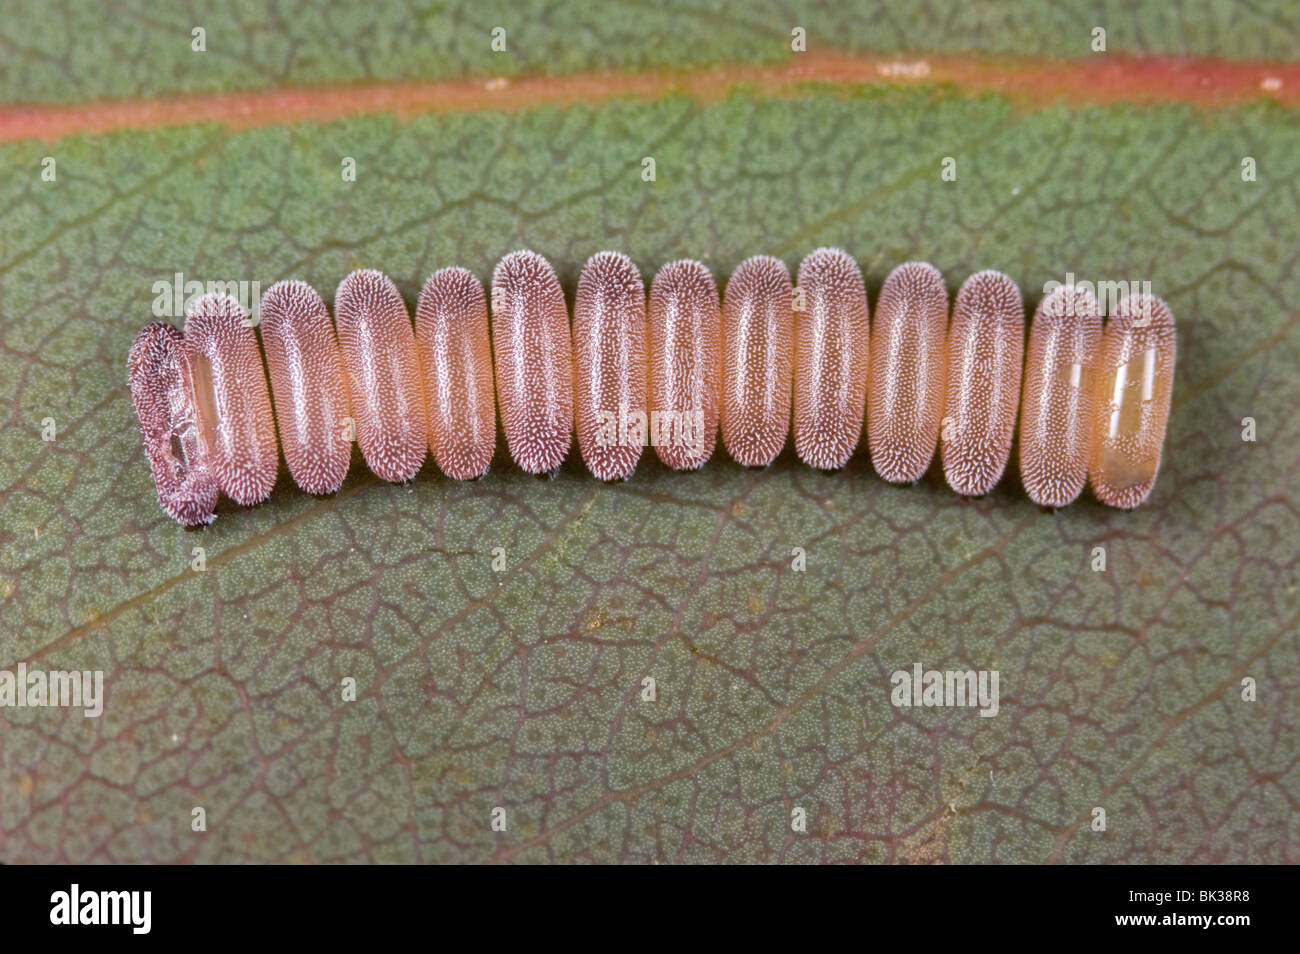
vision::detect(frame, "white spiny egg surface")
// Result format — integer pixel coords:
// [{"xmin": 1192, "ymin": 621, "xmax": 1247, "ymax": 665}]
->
[
  {"xmin": 333, "ymin": 269, "xmax": 428, "ymax": 483},
  {"xmin": 1019, "ymin": 284, "xmax": 1102, "ymax": 508},
  {"xmin": 866, "ymin": 261, "xmax": 949, "ymax": 484},
  {"xmin": 572, "ymin": 251, "xmax": 647, "ymax": 481},
  {"xmin": 183, "ymin": 292, "xmax": 278, "ymax": 505},
  {"xmin": 719, "ymin": 255, "xmax": 793, "ymax": 467},
  {"xmin": 793, "ymin": 247, "xmax": 870, "ymax": 471},
  {"xmin": 259, "ymin": 279, "xmax": 352, "ymax": 495},
  {"xmin": 491, "ymin": 250, "xmax": 574, "ymax": 475},
  {"xmin": 940, "ymin": 269, "xmax": 1024, "ymax": 496},
  {"xmin": 128, "ymin": 254, "xmax": 1176, "ymax": 524},
  {"xmin": 647, "ymin": 259, "xmax": 720, "ymax": 472},
  {"xmin": 415, "ymin": 266, "xmax": 496, "ymax": 481}
]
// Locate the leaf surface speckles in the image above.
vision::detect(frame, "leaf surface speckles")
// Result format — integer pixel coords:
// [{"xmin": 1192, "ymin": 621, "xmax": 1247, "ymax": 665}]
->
[
  {"xmin": 0, "ymin": 12, "xmax": 1298, "ymax": 863},
  {"xmin": 4, "ymin": 0, "xmax": 1299, "ymax": 105}
]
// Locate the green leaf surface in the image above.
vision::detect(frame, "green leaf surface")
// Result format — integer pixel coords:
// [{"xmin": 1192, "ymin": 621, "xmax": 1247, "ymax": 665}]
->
[
  {"xmin": 4, "ymin": 0, "xmax": 1300, "ymax": 105},
  {"xmin": 1, "ymin": 14, "xmax": 1298, "ymax": 864}
]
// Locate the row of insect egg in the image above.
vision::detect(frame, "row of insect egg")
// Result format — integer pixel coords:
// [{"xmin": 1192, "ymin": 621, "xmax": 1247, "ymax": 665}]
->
[{"xmin": 127, "ymin": 248, "xmax": 1175, "ymax": 526}]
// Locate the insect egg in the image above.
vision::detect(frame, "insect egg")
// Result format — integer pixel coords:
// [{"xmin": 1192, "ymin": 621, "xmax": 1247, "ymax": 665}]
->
[
  {"xmin": 127, "ymin": 322, "xmax": 219, "ymax": 526},
  {"xmin": 647, "ymin": 259, "xmax": 720, "ymax": 471},
  {"xmin": 866, "ymin": 262, "xmax": 949, "ymax": 483},
  {"xmin": 490, "ymin": 250, "xmax": 574, "ymax": 475},
  {"xmin": 333, "ymin": 268, "xmax": 428, "ymax": 483},
  {"xmin": 940, "ymin": 269, "xmax": 1025, "ymax": 496},
  {"xmin": 126, "ymin": 253, "xmax": 1176, "ymax": 524},
  {"xmin": 183, "ymin": 293, "xmax": 278, "ymax": 505},
  {"xmin": 1089, "ymin": 293, "xmax": 1176, "ymax": 509},
  {"xmin": 572, "ymin": 251, "xmax": 647, "ymax": 481},
  {"xmin": 258, "ymin": 280, "xmax": 351, "ymax": 495},
  {"xmin": 720, "ymin": 255, "xmax": 794, "ymax": 467},
  {"xmin": 1018, "ymin": 284, "xmax": 1101, "ymax": 508},
  {"xmin": 415, "ymin": 267, "xmax": 496, "ymax": 480},
  {"xmin": 793, "ymin": 247, "xmax": 869, "ymax": 470}
]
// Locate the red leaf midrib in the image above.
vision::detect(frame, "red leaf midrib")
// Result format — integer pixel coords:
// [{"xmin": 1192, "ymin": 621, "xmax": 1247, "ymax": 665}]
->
[{"xmin": 1, "ymin": 50, "xmax": 1297, "ymax": 144}]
